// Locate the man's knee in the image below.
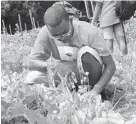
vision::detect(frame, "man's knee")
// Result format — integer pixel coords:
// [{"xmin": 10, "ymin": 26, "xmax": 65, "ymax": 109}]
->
[
  {"xmin": 82, "ymin": 52, "xmax": 102, "ymax": 84},
  {"xmin": 25, "ymin": 71, "xmax": 49, "ymax": 87},
  {"xmin": 82, "ymin": 52, "xmax": 102, "ymax": 71},
  {"xmin": 77, "ymin": 46, "xmax": 103, "ymax": 86}
]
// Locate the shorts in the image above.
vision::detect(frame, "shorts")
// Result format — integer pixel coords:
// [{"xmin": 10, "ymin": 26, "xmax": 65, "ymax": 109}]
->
[{"xmin": 102, "ymin": 23, "xmax": 124, "ymax": 40}]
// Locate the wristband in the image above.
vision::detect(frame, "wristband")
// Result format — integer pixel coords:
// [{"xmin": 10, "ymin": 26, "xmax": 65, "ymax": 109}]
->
[{"xmin": 93, "ymin": 84, "xmax": 102, "ymax": 93}]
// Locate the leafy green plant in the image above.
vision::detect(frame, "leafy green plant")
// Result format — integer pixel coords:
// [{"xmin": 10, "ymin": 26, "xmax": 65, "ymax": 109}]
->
[{"xmin": 1, "ymin": 18, "xmax": 136, "ymax": 124}]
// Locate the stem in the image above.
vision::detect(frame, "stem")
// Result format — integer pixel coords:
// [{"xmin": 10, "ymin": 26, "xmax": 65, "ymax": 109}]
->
[
  {"xmin": 29, "ymin": 9, "xmax": 34, "ymax": 29},
  {"xmin": 90, "ymin": 0, "xmax": 94, "ymax": 15},
  {"xmin": 9, "ymin": 24, "xmax": 12, "ymax": 35},
  {"xmin": 33, "ymin": 17, "xmax": 36, "ymax": 29},
  {"xmin": 84, "ymin": 1, "xmax": 91, "ymax": 19},
  {"xmin": 110, "ymin": 93, "xmax": 127, "ymax": 111},
  {"xmin": 18, "ymin": 14, "xmax": 23, "ymax": 35},
  {"xmin": 25, "ymin": 23, "xmax": 27, "ymax": 32},
  {"xmin": 112, "ymin": 85, "xmax": 117, "ymax": 105},
  {"xmin": 2, "ymin": 19, "xmax": 6, "ymax": 34}
]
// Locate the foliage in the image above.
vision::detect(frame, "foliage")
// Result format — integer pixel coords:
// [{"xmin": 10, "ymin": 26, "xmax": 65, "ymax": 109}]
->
[
  {"xmin": 1, "ymin": 1, "xmax": 55, "ymax": 33},
  {"xmin": 1, "ymin": 55, "xmax": 131, "ymax": 124},
  {"xmin": 1, "ymin": 18, "xmax": 136, "ymax": 124},
  {"xmin": 1, "ymin": 1, "xmax": 88, "ymax": 34}
]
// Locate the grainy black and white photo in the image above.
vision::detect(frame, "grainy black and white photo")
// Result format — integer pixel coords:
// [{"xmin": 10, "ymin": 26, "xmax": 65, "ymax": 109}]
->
[{"xmin": 1, "ymin": 1, "xmax": 136, "ymax": 124}]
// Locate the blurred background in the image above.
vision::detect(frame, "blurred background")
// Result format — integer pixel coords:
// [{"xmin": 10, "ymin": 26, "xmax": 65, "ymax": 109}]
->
[{"xmin": 1, "ymin": 1, "xmax": 96, "ymax": 34}]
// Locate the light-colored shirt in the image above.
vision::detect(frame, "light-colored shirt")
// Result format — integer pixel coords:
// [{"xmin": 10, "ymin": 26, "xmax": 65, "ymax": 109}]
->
[
  {"xmin": 98, "ymin": 0, "xmax": 120, "ymax": 28},
  {"xmin": 30, "ymin": 20, "xmax": 110, "ymax": 62}
]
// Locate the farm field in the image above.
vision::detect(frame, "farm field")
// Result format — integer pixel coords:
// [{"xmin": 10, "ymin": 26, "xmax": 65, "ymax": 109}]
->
[{"xmin": 1, "ymin": 18, "xmax": 136, "ymax": 124}]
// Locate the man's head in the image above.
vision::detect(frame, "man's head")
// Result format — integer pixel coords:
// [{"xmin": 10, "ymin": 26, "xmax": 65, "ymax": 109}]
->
[
  {"xmin": 44, "ymin": 4, "xmax": 69, "ymax": 27},
  {"xmin": 44, "ymin": 5, "xmax": 73, "ymax": 41}
]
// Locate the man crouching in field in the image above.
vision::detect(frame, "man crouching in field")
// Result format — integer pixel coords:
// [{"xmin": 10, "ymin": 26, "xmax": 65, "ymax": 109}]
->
[{"xmin": 26, "ymin": 4, "xmax": 116, "ymax": 97}]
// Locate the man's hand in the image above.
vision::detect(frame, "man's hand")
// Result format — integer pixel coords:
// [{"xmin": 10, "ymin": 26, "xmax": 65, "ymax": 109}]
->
[
  {"xmin": 90, "ymin": 84, "xmax": 102, "ymax": 96},
  {"xmin": 96, "ymin": 55, "xmax": 116, "ymax": 93},
  {"xmin": 90, "ymin": 89, "xmax": 99, "ymax": 96}
]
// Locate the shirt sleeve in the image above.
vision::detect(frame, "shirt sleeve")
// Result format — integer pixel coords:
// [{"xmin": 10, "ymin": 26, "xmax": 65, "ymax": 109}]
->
[
  {"xmin": 30, "ymin": 26, "xmax": 51, "ymax": 61},
  {"xmin": 89, "ymin": 27, "xmax": 110, "ymax": 56}
]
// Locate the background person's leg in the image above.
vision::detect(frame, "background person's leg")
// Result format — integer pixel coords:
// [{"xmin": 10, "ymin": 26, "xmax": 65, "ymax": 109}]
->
[
  {"xmin": 106, "ymin": 39, "xmax": 114, "ymax": 52},
  {"xmin": 102, "ymin": 26, "xmax": 114, "ymax": 52},
  {"xmin": 116, "ymin": 36, "xmax": 128, "ymax": 55},
  {"xmin": 81, "ymin": 52, "xmax": 102, "ymax": 86},
  {"xmin": 114, "ymin": 23, "xmax": 128, "ymax": 55}
]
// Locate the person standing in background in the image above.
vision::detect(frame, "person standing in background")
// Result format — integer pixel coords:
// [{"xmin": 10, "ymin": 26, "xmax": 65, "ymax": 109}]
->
[{"xmin": 91, "ymin": 0, "xmax": 128, "ymax": 55}]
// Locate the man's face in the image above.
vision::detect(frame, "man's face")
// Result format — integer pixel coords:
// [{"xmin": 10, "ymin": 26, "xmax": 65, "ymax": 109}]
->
[{"xmin": 47, "ymin": 19, "xmax": 73, "ymax": 42}]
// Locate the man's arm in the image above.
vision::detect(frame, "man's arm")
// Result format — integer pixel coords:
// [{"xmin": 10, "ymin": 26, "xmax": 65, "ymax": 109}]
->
[
  {"xmin": 27, "ymin": 59, "xmax": 48, "ymax": 72},
  {"xmin": 87, "ymin": 23, "xmax": 116, "ymax": 94},
  {"xmin": 27, "ymin": 26, "xmax": 51, "ymax": 72},
  {"xmin": 92, "ymin": 54, "xmax": 116, "ymax": 94}
]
